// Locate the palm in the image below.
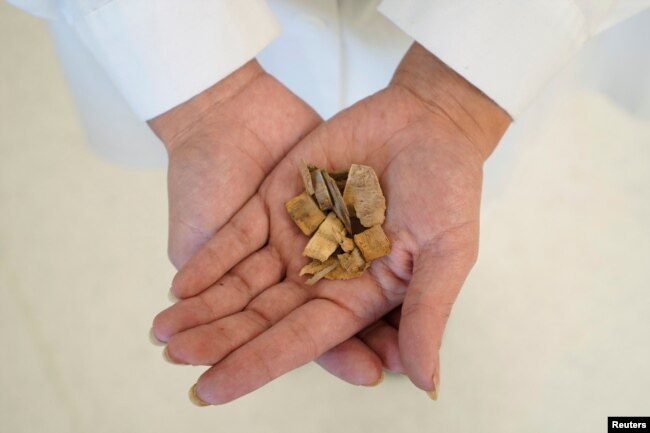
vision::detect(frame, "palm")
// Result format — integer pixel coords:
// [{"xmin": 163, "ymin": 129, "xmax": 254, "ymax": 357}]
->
[
  {"xmin": 154, "ymin": 85, "xmax": 485, "ymax": 404},
  {"xmin": 164, "ymin": 72, "xmax": 321, "ymax": 267}
]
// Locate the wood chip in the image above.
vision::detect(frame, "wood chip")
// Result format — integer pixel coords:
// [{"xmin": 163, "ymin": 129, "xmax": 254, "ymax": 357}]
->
[
  {"xmin": 324, "ymin": 263, "xmax": 365, "ymax": 280},
  {"xmin": 305, "ymin": 263, "xmax": 338, "ymax": 285},
  {"xmin": 287, "ymin": 162, "xmax": 391, "ymax": 284},
  {"xmin": 340, "ymin": 237, "xmax": 355, "ymax": 253},
  {"xmin": 285, "ymin": 192, "xmax": 327, "ymax": 236},
  {"xmin": 354, "ymin": 225, "xmax": 391, "ymax": 261},
  {"xmin": 323, "ymin": 171, "xmax": 352, "ymax": 234},
  {"xmin": 338, "ymin": 248, "xmax": 366, "ymax": 273},
  {"xmin": 299, "ymin": 258, "xmax": 337, "ymax": 276},
  {"xmin": 303, "ymin": 213, "xmax": 346, "ymax": 262},
  {"xmin": 329, "ymin": 170, "xmax": 348, "ymax": 192},
  {"xmin": 311, "ymin": 170, "xmax": 333, "ymax": 211},
  {"xmin": 342, "ymin": 164, "xmax": 386, "ymax": 228},
  {"xmin": 300, "ymin": 161, "xmax": 314, "ymax": 196}
]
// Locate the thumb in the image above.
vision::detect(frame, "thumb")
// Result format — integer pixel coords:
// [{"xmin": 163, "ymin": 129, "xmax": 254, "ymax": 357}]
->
[{"xmin": 399, "ymin": 243, "xmax": 477, "ymax": 394}]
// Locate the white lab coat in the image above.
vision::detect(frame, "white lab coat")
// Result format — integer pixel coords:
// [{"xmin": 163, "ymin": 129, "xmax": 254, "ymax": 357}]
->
[{"xmin": 6, "ymin": 0, "xmax": 650, "ymax": 168}]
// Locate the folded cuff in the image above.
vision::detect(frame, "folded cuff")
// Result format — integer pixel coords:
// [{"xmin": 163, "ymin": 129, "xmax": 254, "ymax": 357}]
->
[
  {"xmin": 379, "ymin": 0, "xmax": 588, "ymax": 117},
  {"xmin": 72, "ymin": 0, "xmax": 281, "ymax": 119}
]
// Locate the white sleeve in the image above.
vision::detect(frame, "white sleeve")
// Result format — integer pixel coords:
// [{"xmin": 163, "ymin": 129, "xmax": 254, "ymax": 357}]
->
[
  {"xmin": 7, "ymin": 0, "xmax": 281, "ymax": 120},
  {"xmin": 378, "ymin": 0, "xmax": 650, "ymax": 118}
]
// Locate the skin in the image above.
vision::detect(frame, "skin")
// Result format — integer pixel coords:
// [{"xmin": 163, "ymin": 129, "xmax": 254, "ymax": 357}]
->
[
  {"xmin": 148, "ymin": 60, "xmax": 321, "ymax": 268},
  {"xmin": 149, "ymin": 58, "xmax": 391, "ymax": 385},
  {"xmin": 152, "ymin": 43, "xmax": 512, "ymax": 404}
]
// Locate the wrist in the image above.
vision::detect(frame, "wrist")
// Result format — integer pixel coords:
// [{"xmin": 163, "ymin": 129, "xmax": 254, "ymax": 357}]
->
[
  {"xmin": 391, "ymin": 43, "xmax": 511, "ymax": 160},
  {"xmin": 148, "ymin": 60, "xmax": 265, "ymax": 153}
]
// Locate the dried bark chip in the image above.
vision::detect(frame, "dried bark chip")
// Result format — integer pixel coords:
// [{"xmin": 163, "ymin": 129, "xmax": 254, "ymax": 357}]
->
[
  {"xmin": 311, "ymin": 170, "xmax": 333, "ymax": 211},
  {"xmin": 305, "ymin": 263, "xmax": 338, "ymax": 285},
  {"xmin": 289, "ymin": 162, "xmax": 391, "ymax": 285},
  {"xmin": 340, "ymin": 237, "xmax": 355, "ymax": 253},
  {"xmin": 329, "ymin": 169, "xmax": 348, "ymax": 192},
  {"xmin": 354, "ymin": 225, "xmax": 391, "ymax": 261},
  {"xmin": 323, "ymin": 171, "xmax": 352, "ymax": 234},
  {"xmin": 303, "ymin": 213, "xmax": 346, "ymax": 262},
  {"xmin": 342, "ymin": 164, "xmax": 386, "ymax": 228},
  {"xmin": 300, "ymin": 258, "xmax": 338, "ymax": 276},
  {"xmin": 324, "ymin": 263, "xmax": 365, "ymax": 280},
  {"xmin": 337, "ymin": 248, "xmax": 366, "ymax": 273},
  {"xmin": 285, "ymin": 192, "xmax": 327, "ymax": 236},
  {"xmin": 300, "ymin": 160, "xmax": 315, "ymax": 196}
]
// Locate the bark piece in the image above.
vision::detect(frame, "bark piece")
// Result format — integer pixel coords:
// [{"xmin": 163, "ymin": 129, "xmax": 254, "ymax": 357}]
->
[
  {"xmin": 342, "ymin": 164, "xmax": 386, "ymax": 227},
  {"xmin": 329, "ymin": 170, "xmax": 349, "ymax": 192},
  {"xmin": 300, "ymin": 257, "xmax": 363, "ymax": 282},
  {"xmin": 285, "ymin": 192, "xmax": 327, "ymax": 236},
  {"xmin": 340, "ymin": 237, "xmax": 355, "ymax": 253},
  {"xmin": 337, "ymin": 248, "xmax": 366, "ymax": 273},
  {"xmin": 305, "ymin": 263, "xmax": 338, "ymax": 285},
  {"xmin": 332, "ymin": 230, "xmax": 354, "ymax": 253},
  {"xmin": 354, "ymin": 225, "xmax": 391, "ymax": 261},
  {"xmin": 300, "ymin": 161, "xmax": 314, "ymax": 196},
  {"xmin": 323, "ymin": 171, "xmax": 352, "ymax": 234},
  {"xmin": 300, "ymin": 258, "xmax": 338, "ymax": 276},
  {"xmin": 324, "ymin": 263, "xmax": 365, "ymax": 280},
  {"xmin": 303, "ymin": 213, "xmax": 346, "ymax": 262},
  {"xmin": 311, "ymin": 170, "xmax": 333, "ymax": 211}
]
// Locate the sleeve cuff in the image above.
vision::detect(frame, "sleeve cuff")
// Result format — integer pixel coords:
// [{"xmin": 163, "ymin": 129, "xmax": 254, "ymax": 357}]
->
[
  {"xmin": 71, "ymin": 0, "xmax": 281, "ymax": 120},
  {"xmin": 378, "ymin": 0, "xmax": 589, "ymax": 117}
]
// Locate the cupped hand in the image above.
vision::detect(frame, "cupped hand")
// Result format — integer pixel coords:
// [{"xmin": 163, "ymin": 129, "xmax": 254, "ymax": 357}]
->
[
  {"xmin": 153, "ymin": 44, "xmax": 511, "ymax": 404},
  {"xmin": 148, "ymin": 60, "xmax": 321, "ymax": 268}
]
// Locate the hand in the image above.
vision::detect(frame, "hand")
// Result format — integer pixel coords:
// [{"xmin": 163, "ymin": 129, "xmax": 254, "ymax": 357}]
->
[
  {"xmin": 153, "ymin": 43, "xmax": 511, "ymax": 404},
  {"xmin": 149, "ymin": 59, "xmax": 399, "ymax": 387},
  {"xmin": 148, "ymin": 60, "xmax": 321, "ymax": 267}
]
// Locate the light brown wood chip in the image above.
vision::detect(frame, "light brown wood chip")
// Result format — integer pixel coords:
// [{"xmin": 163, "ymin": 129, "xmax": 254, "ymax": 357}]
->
[
  {"xmin": 338, "ymin": 248, "xmax": 366, "ymax": 273},
  {"xmin": 342, "ymin": 164, "xmax": 386, "ymax": 228},
  {"xmin": 324, "ymin": 263, "xmax": 365, "ymax": 280},
  {"xmin": 303, "ymin": 213, "xmax": 346, "ymax": 262},
  {"xmin": 285, "ymin": 192, "xmax": 327, "ymax": 236},
  {"xmin": 288, "ymin": 162, "xmax": 391, "ymax": 284},
  {"xmin": 323, "ymin": 170, "xmax": 352, "ymax": 234},
  {"xmin": 354, "ymin": 225, "xmax": 391, "ymax": 261},
  {"xmin": 305, "ymin": 263, "xmax": 338, "ymax": 285},
  {"xmin": 312, "ymin": 170, "xmax": 333, "ymax": 211},
  {"xmin": 300, "ymin": 161, "xmax": 314, "ymax": 196},
  {"xmin": 300, "ymin": 258, "xmax": 338, "ymax": 276}
]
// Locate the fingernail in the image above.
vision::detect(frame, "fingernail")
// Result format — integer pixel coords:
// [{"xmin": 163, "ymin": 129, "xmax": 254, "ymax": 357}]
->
[
  {"xmin": 149, "ymin": 328, "xmax": 164, "ymax": 346},
  {"xmin": 189, "ymin": 384, "xmax": 209, "ymax": 407},
  {"xmin": 368, "ymin": 370, "xmax": 385, "ymax": 387},
  {"xmin": 162, "ymin": 346, "xmax": 178, "ymax": 364},
  {"xmin": 426, "ymin": 370, "xmax": 440, "ymax": 401},
  {"xmin": 168, "ymin": 288, "xmax": 179, "ymax": 303}
]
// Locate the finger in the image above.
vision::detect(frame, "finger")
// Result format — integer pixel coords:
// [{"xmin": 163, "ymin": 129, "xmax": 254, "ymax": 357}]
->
[
  {"xmin": 193, "ymin": 282, "xmax": 394, "ymax": 405},
  {"xmin": 358, "ymin": 320, "xmax": 404, "ymax": 373},
  {"xmin": 399, "ymin": 247, "xmax": 476, "ymax": 392},
  {"xmin": 152, "ymin": 246, "xmax": 284, "ymax": 342},
  {"xmin": 165, "ymin": 280, "xmax": 310, "ymax": 365},
  {"xmin": 171, "ymin": 195, "xmax": 269, "ymax": 298},
  {"xmin": 315, "ymin": 338, "xmax": 384, "ymax": 386}
]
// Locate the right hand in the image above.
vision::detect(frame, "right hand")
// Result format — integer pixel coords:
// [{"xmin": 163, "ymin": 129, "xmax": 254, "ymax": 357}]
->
[{"xmin": 148, "ymin": 60, "xmax": 321, "ymax": 268}]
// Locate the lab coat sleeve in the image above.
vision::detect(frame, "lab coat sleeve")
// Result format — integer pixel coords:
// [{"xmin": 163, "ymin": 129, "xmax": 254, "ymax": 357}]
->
[
  {"xmin": 6, "ymin": 0, "xmax": 282, "ymax": 120},
  {"xmin": 378, "ymin": 0, "xmax": 650, "ymax": 117}
]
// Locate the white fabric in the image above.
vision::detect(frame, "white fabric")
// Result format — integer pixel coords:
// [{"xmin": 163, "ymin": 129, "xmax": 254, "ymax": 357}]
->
[
  {"xmin": 6, "ymin": 0, "xmax": 650, "ymax": 120},
  {"xmin": 8, "ymin": 0, "xmax": 282, "ymax": 119},
  {"xmin": 378, "ymin": 0, "xmax": 647, "ymax": 116}
]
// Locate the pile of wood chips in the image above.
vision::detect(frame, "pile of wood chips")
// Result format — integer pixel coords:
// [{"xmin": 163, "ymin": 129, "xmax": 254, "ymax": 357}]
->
[{"xmin": 285, "ymin": 162, "xmax": 391, "ymax": 285}]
